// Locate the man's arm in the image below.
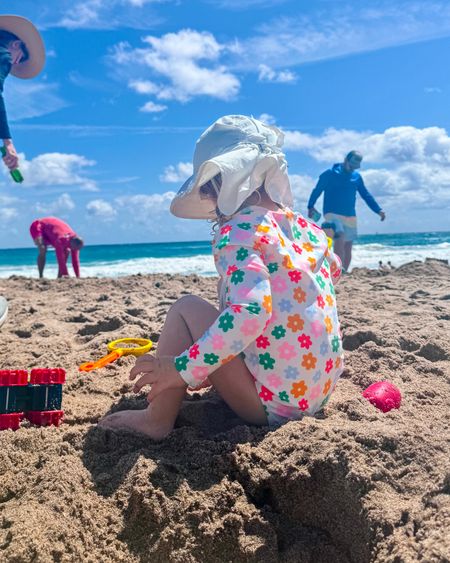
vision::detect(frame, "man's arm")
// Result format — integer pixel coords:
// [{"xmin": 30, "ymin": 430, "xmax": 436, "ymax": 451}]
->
[
  {"xmin": 307, "ymin": 171, "xmax": 328, "ymax": 217},
  {"xmin": 357, "ymin": 177, "xmax": 385, "ymax": 219}
]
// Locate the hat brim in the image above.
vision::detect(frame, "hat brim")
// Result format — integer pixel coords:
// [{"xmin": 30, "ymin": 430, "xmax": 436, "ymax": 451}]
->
[
  {"xmin": 170, "ymin": 161, "xmax": 221, "ymax": 220},
  {"xmin": 0, "ymin": 15, "xmax": 45, "ymax": 79}
]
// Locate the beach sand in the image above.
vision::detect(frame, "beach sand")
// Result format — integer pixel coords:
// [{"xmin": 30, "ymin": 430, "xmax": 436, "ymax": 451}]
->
[{"xmin": 0, "ymin": 259, "xmax": 449, "ymax": 562}]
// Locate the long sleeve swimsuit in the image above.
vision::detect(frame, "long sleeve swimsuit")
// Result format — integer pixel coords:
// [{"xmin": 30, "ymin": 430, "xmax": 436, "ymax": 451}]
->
[
  {"xmin": 29, "ymin": 217, "xmax": 81, "ymax": 277},
  {"xmin": 0, "ymin": 47, "xmax": 12, "ymax": 139},
  {"xmin": 307, "ymin": 163, "xmax": 382, "ymax": 216},
  {"xmin": 175, "ymin": 206, "xmax": 344, "ymax": 422}
]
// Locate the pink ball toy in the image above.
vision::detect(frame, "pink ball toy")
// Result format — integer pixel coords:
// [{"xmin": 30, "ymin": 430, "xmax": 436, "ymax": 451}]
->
[{"xmin": 362, "ymin": 381, "xmax": 402, "ymax": 413}]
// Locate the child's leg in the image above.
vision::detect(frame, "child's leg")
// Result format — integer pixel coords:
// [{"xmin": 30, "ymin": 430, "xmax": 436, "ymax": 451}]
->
[{"xmin": 99, "ymin": 295, "xmax": 267, "ymax": 438}]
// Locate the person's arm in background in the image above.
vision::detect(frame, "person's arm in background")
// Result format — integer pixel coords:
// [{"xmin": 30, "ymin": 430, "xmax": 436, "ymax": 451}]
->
[
  {"xmin": 357, "ymin": 177, "xmax": 386, "ymax": 221},
  {"xmin": 71, "ymin": 249, "xmax": 80, "ymax": 278},
  {"xmin": 0, "ymin": 50, "xmax": 18, "ymax": 171},
  {"xmin": 55, "ymin": 244, "xmax": 70, "ymax": 278},
  {"xmin": 307, "ymin": 171, "xmax": 328, "ymax": 218}
]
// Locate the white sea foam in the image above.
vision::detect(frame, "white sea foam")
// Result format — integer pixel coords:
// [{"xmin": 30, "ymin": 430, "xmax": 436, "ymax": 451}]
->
[
  {"xmin": 351, "ymin": 242, "xmax": 450, "ymax": 270},
  {"xmin": 0, "ymin": 254, "xmax": 217, "ymax": 279},
  {"xmin": 0, "ymin": 244, "xmax": 448, "ymax": 279}
]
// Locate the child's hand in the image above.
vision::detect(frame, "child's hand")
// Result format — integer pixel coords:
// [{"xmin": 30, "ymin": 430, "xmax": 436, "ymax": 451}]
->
[{"xmin": 129, "ymin": 354, "xmax": 187, "ymax": 402}]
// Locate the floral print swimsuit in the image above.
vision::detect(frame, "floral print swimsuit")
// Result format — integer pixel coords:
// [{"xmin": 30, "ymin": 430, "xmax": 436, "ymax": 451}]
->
[{"xmin": 175, "ymin": 205, "xmax": 343, "ymax": 425}]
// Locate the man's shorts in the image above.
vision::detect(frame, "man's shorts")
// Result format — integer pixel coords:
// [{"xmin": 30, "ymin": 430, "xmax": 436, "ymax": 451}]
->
[{"xmin": 324, "ymin": 213, "xmax": 357, "ymax": 242}]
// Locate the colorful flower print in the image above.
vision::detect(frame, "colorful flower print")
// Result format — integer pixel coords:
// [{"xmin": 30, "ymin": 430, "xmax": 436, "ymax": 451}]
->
[
  {"xmin": 293, "ymin": 287, "xmax": 306, "ymax": 304},
  {"xmin": 303, "ymin": 242, "xmax": 313, "ymax": 252},
  {"xmin": 292, "ymin": 243, "xmax": 302, "ymax": 254},
  {"xmin": 189, "ymin": 344, "xmax": 200, "ymax": 359},
  {"xmin": 326, "ymin": 295, "xmax": 334, "ymax": 306},
  {"xmin": 267, "ymin": 374, "xmax": 283, "ymax": 388},
  {"xmin": 287, "ymin": 314, "xmax": 304, "ymax": 332},
  {"xmin": 175, "ymin": 356, "xmax": 189, "ymax": 371},
  {"xmin": 227, "ymin": 264, "xmax": 238, "ymax": 276},
  {"xmin": 259, "ymin": 385, "xmax": 274, "ymax": 402},
  {"xmin": 315, "ymin": 275, "xmax": 326, "ymax": 289},
  {"xmin": 308, "ymin": 231, "xmax": 319, "ymax": 243},
  {"xmin": 236, "ymin": 247, "xmax": 249, "ymax": 261},
  {"xmin": 262, "ymin": 295, "xmax": 272, "ymax": 314},
  {"xmin": 297, "ymin": 333, "xmax": 312, "ymax": 349},
  {"xmin": 278, "ymin": 391, "xmax": 290, "ymax": 403},
  {"xmin": 320, "ymin": 267, "xmax": 330, "ymax": 279},
  {"xmin": 204, "ymin": 353, "xmax": 220, "ymax": 365},
  {"xmin": 288, "ymin": 270, "xmax": 303, "ymax": 283},
  {"xmin": 291, "ymin": 380, "xmax": 308, "ymax": 398},
  {"xmin": 259, "ymin": 352, "xmax": 276, "ymax": 370},
  {"xmin": 241, "ymin": 318, "xmax": 260, "ymax": 336},
  {"xmin": 309, "ymin": 384, "xmax": 321, "ymax": 400},
  {"xmin": 320, "ymin": 341, "xmax": 328, "ymax": 356},
  {"xmin": 317, "ymin": 295, "xmax": 325, "ymax": 309},
  {"xmin": 218, "ymin": 312, "xmax": 234, "ymax": 332},
  {"xmin": 297, "ymin": 217, "xmax": 307, "ymax": 228},
  {"xmin": 256, "ymin": 335, "xmax": 270, "ymax": 349},
  {"xmin": 231, "ymin": 339, "xmax": 244, "ymax": 353},
  {"xmin": 298, "ymin": 398, "xmax": 309, "ymax": 411},
  {"xmin": 231, "ymin": 269, "xmax": 245, "ymax": 285},
  {"xmin": 192, "ymin": 366, "xmax": 209, "ymax": 381},
  {"xmin": 284, "ymin": 366, "xmax": 300, "ymax": 380},
  {"xmin": 246, "ymin": 302, "xmax": 261, "ymax": 315},
  {"xmin": 278, "ymin": 341, "xmax": 297, "ymax": 360},
  {"xmin": 221, "ymin": 355, "xmax": 235, "ymax": 365},
  {"xmin": 301, "ymin": 352, "xmax": 317, "ymax": 370},
  {"xmin": 292, "ymin": 225, "xmax": 301, "ymax": 239},
  {"xmin": 310, "ymin": 320, "xmax": 324, "ymax": 338},
  {"xmin": 268, "ymin": 262, "xmax": 278, "ymax": 273},
  {"xmin": 221, "ymin": 225, "xmax": 232, "ymax": 235},
  {"xmin": 308, "ymin": 257, "xmax": 317, "ymax": 269},
  {"xmin": 325, "ymin": 359, "xmax": 334, "ymax": 373},
  {"xmin": 323, "ymin": 378, "xmax": 332, "ymax": 395},
  {"xmin": 271, "ymin": 325, "xmax": 286, "ymax": 340},
  {"xmin": 283, "ymin": 255, "xmax": 294, "ymax": 269},
  {"xmin": 313, "ymin": 370, "xmax": 321, "ymax": 383},
  {"xmin": 217, "ymin": 235, "xmax": 230, "ymax": 249},
  {"xmin": 279, "ymin": 299, "xmax": 292, "ymax": 312},
  {"xmin": 324, "ymin": 316, "xmax": 333, "ymax": 333},
  {"xmin": 230, "ymin": 304, "xmax": 243, "ymax": 313},
  {"xmin": 257, "ymin": 225, "xmax": 270, "ymax": 233},
  {"xmin": 331, "ymin": 336, "xmax": 340, "ymax": 353},
  {"xmin": 237, "ymin": 222, "xmax": 252, "ymax": 230},
  {"xmin": 211, "ymin": 334, "xmax": 225, "ymax": 350}
]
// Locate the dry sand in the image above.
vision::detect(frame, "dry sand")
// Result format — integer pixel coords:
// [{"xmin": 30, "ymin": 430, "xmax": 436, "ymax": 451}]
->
[{"xmin": 0, "ymin": 259, "xmax": 449, "ymax": 562}]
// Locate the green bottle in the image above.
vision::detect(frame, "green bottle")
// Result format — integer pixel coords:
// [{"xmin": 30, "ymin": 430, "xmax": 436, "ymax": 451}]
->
[{"xmin": 0, "ymin": 146, "xmax": 24, "ymax": 183}]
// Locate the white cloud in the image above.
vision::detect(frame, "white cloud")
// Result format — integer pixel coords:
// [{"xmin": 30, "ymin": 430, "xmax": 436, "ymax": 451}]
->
[
  {"xmin": 35, "ymin": 193, "xmax": 76, "ymax": 215},
  {"xmin": 5, "ymin": 81, "xmax": 67, "ymax": 120},
  {"xmin": 258, "ymin": 64, "xmax": 297, "ymax": 83},
  {"xmin": 208, "ymin": 0, "xmax": 288, "ymax": 8},
  {"xmin": 86, "ymin": 199, "xmax": 117, "ymax": 219},
  {"xmin": 232, "ymin": 2, "xmax": 450, "ymax": 71},
  {"xmin": 424, "ymin": 86, "xmax": 442, "ymax": 94},
  {"xmin": 13, "ymin": 153, "xmax": 98, "ymax": 190},
  {"xmin": 283, "ymin": 125, "xmax": 450, "ymax": 213},
  {"xmin": 55, "ymin": 0, "xmax": 162, "ymax": 29},
  {"xmin": 112, "ymin": 29, "xmax": 240, "ymax": 103},
  {"xmin": 258, "ymin": 113, "xmax": 276, "ymax": 125},
  {"xmin": 159, "ymin": 162, "xmax": 193, "ymax": 183},
  {"xmin": 283, "ymin": 125, "xmax": 450, "ymax": 165},
  {"xmin": 140, "ymin": 101, "xmax": 167, "ymax": 113}
]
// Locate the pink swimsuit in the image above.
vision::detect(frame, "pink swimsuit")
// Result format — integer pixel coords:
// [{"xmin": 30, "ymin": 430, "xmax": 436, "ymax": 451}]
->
[{"xmin": 30, "ymin": 217, "xmax": 80, "ymax": 277}]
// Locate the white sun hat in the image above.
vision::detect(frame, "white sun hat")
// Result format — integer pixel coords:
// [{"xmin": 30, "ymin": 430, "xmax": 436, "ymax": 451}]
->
[
  {"xmin": 170, "ymin": 115, "xmax": 293, "ymax": 219},
  {"xmin": 0, "ymin": 15, "xmax": 45, "ymax": 79}
]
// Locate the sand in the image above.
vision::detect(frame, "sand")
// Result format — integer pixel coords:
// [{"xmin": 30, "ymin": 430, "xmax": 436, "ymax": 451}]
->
[{"xmin": 0, "ymin": 259, "xmax": 449, "ymax": 562}]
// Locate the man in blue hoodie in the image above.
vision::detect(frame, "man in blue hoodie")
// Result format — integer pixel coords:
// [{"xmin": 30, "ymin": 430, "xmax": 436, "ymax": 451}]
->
[{"xmin": 307, "ymin": 151, "xmax": 385, "ymax": 271}]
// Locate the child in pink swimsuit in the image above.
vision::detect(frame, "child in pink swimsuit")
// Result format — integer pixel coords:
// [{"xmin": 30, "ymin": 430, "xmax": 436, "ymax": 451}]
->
[{"xmin": 100, "ymin": 115, "xmax": 343, "ymax": 439}]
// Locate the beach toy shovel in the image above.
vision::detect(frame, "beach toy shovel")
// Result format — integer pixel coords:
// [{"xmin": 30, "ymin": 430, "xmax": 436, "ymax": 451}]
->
[{"xmin": 79, "ymin": 338, "xmax": 153, "ymax": 372}]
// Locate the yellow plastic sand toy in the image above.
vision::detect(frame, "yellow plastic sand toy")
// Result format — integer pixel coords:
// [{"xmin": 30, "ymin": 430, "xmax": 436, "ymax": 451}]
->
[{"xmin": 79, "ymin": 338, "xmax": 153, "ymax": 372}]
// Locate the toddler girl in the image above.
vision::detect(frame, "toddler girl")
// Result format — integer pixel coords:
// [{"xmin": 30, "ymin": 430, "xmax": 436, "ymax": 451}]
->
[{"xmin": 100, "ymin": 115, "xmax": 343, "ymax": 439}]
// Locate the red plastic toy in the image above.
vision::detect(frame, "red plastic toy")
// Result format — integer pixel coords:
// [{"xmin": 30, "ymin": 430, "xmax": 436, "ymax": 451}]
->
[
  {"xmin": 362, "ymin": 380, "xmax": 402, "ymax": 413},
  {"xmin": 0, "ymin": 368, "xmax": 65, "ymax": 430}
]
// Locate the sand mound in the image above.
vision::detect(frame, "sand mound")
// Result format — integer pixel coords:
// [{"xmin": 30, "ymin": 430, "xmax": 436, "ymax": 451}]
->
[{"xmin": 0, "ymin": 260, "xmax": 449, "ymax": 562}]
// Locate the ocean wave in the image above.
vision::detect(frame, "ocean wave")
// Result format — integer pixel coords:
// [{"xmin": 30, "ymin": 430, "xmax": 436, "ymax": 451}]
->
[
  {"xmin": 0, "ymin": 244, "xmax": 448, "ymax": 279},
  {"xmin": 0, "ymin": 254, "xmax": 217, "ymax": 279}
]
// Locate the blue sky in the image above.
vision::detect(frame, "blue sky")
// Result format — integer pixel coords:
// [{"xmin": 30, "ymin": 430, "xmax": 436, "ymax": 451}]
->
[{"xmin": 1, "ymin": 0, "xmax": 450, "ymax": 248}]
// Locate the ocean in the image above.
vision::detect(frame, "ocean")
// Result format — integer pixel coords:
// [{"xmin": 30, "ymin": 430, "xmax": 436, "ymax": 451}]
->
[{"xmin": 0, "ymin": 231, "xmax": 448, "ymax": 279}]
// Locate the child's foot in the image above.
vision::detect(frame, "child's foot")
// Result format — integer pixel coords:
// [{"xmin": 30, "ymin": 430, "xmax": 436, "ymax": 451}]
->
[{"xmin": 98, "ymin": 409, "xmax": 172, "ymax": 440}]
